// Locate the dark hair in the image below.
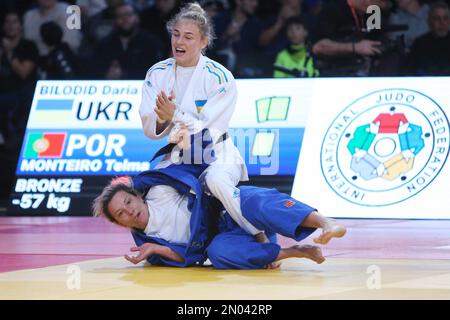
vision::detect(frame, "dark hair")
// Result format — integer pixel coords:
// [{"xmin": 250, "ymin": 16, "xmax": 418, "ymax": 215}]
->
[
  {"xmin": 92, "ymin": 181, "xmax": 140, "ymax": 224},
  {"xmin": 201, "ymin": 0, "xmax": 228, "ymax": 10},
  {"xmin": 2, "ymin": 10, "xmax": 23, "ymax": 27},
  {"xmin": 40, "ymin": 21, "xmax": 63, "ymax": 46},
  {"xmin": 114, "ymin": 1, "xmax": 139, "ymax": 17},
  {"xmin": 429, "ymin": 1, "xmax": 449, "ymax": 14},
  {"xmin": 285, "ymin": 15, "xmax": 307, "ymax": 30}
]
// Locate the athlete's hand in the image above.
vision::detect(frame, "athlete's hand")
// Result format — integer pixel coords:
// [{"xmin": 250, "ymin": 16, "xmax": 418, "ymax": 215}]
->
[
  {"xmin": 176, "ymin": 124, "xmax": 190, "ymax": 150},
  {"xmin": 155, "ymin": 90, "xmax": 176, "ymax": 121},
  {"xmin": 124, "ymin": 243, "xmax": 156, "ymax": 264},
  {"xmin": 255, "ymin": 232, "xmax": 270, "ymax": 244}
]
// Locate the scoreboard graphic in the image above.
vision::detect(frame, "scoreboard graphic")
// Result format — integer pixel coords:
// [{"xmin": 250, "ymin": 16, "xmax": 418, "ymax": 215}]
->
[{"xmin": 8, "ymin": 79, "xmax": 310, "ymax": 216}]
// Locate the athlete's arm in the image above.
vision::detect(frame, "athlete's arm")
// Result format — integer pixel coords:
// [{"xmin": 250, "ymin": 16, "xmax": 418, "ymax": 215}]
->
[{"xmin": 139, "ymin": 71, "xmax": 173, "ymax": 139}]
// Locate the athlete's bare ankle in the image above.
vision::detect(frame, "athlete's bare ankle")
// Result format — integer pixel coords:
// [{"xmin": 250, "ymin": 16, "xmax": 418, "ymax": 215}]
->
[{"xmin": 281, "ymin": 247, "xmax": 297, "ymax": 259}]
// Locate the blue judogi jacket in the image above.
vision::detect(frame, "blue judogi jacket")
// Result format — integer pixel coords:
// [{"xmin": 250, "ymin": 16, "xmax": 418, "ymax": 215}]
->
[
  {"xmin": 131, "ymin": 163, "xmax": 214, "ymax": 267},
  {"xmin": 131, "ymin": 129, "xmax": 221, "ymax": 267}
]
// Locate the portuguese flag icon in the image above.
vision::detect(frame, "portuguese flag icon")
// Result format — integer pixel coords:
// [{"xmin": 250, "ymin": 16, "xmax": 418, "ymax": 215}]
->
[{"xmin": 24, "ymin": 132, "xmax": 66, "ymax": 158}]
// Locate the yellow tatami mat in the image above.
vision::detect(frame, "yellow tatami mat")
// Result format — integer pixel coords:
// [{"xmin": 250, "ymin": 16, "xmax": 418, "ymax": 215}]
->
[{"xmin": 1, "ymin": 256, "xmax": 449, "ymax": 299}]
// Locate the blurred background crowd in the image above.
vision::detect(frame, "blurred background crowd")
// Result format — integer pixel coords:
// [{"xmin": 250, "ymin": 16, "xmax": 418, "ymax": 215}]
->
[{"xmin": 1, "ymin": 0, "xmax": 450, "ymax": 202}]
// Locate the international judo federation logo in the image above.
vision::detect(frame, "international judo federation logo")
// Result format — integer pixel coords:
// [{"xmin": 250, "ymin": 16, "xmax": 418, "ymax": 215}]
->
[
  {"xmin": 347, "ymin": 110, "xmax": 422, "ymax": 181},
  {"xmin": 321, "ymin": 89, "xmax": 450, "ymax": 207}
]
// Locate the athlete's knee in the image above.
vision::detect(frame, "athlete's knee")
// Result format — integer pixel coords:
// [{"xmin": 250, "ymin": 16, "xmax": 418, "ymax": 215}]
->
[
  {"xmin": 207, "ymin": 234, "xmax": 271, "ymax": 270},
  {"xmin": 206, "ymin": 236, "xmax": 230, "ymax": 269},
  {"xmin": 206, "ymin": 239, "xmax": 220, "ymax": 261},
  {"xmin": 206, "ymin": 234, "xmax": 244, "ymax": 269}
]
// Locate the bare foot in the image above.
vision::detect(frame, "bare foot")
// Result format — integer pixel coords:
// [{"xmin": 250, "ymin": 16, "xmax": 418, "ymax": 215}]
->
[
  {"xmin": 314, "ymin": 221, "xmax": 347, "ymax": 245},
  {"xmin": 292, "ymin": 244, "xmax": 325, "ymax": 264}
]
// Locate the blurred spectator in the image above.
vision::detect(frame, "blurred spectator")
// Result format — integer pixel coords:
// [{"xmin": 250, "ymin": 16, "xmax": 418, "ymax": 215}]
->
[
  {"xmin": 311, "ymin": 0, "xmax": 392, "ymax": 76},
  {"xmin": 406, "ymin": 1, "xmax": 450, "ymax": 75},
  {"xmin": 388, "ymin": 0, "xmax": 430, "ymax": 52},
  {"xmin": 200, "ymin": 0, "xmax": 229, "ymax": 18},
  {"xmin": 129, "ymin": 0, "xmax": 155, "ymax": 10},
  {"xmin": 259, "ymin": 0, "xmax": 304, "ymax": 59},
  {"xmin": 253, "ymin": 0, "xmax": 280, "ymax": 20},
  {"xmin": 302, "ymin": 0, "xmax": 324, "ymax": 33},
  {"xmin": 0, "ymin": 1, "xmax": 35, "ymax": 20},
  {"xmin": 40, "ymin": 21, "xmax": 78, "ymax": 79},
  {"xmin": 77, "ymin": 0, "xmax": 107, "ymax": 18},
  {"xmin": 0, "ymin": 12, "xmax": 39, "ymax": 148},
  {"xmin": 273, "ymin": 16, "xmax": 319, "ymax": 77},
  {"xmin": 76, "ymin": 0, "xmax": 107, "ymax": 41},
  {"xmin": 81, "ymin": 0, "xmax": 125, "ymax": 57},
  {"xmin": 23, "ymin": 0, "xmax": 82, "ymax": 56},
  {"xmin": 92, "ymin": 2, "xmax": 163, "ymax": 79},
  {"xmin": 140, "ymin": 0, "xmax": 179, "ymax": 56},
  {"xmin": 212, "ymin": 0, "xmax": 265, "ymax": 77}
]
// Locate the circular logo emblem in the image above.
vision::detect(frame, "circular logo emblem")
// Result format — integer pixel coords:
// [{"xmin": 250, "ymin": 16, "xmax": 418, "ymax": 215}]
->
[{"xmin": 320, "ymin": 89, "xmax": 450, "ymax": 206}]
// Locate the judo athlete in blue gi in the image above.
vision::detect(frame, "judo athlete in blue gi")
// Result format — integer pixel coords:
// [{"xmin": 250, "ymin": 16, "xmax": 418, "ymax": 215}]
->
[
  {"xmin": 139, "ymin": 3, "xmax": 264, "ymax": 241},
  {"xmin": 92, "ymin": 150, "xmax": 347, "ymax": 269}
]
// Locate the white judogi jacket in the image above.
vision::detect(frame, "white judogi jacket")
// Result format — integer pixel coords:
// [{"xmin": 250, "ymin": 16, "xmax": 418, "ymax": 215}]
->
[{"xmin": 139, "ymin": 55, "xmax": 248, "ymax": 181}]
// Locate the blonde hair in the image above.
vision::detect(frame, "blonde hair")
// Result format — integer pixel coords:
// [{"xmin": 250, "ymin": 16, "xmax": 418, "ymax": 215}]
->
[{"xmin": 167, "ymin": 2, "xmax": 216, "ymax": 50}]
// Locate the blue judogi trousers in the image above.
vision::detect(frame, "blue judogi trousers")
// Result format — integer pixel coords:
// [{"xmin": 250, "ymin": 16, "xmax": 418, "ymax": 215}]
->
[{"xmin": 207, "ymin": 186, "xmax": 317, "ymax": 269}]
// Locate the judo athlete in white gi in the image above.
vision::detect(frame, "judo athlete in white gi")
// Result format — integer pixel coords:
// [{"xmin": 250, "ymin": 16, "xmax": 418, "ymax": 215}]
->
[{"xmin": 138, "ymin": 3, "xmax": 264, "ymax": 241}]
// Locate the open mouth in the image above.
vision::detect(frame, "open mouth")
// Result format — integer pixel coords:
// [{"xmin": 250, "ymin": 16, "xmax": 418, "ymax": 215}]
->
[{"xmin": 175, "ymin": 47, "xmax": 186, "ymax": 54}]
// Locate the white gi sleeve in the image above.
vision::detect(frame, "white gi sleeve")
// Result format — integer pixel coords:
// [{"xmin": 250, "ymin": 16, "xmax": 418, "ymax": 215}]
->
[{"xmin": 139, "ymin": 70, "xmax": 173, "ymax": 139}]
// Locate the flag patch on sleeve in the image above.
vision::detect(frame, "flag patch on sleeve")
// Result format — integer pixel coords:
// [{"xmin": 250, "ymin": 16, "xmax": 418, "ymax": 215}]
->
[{"xmin": 283, "ymin": 200, "xmax": 296, "ymax": 208}]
